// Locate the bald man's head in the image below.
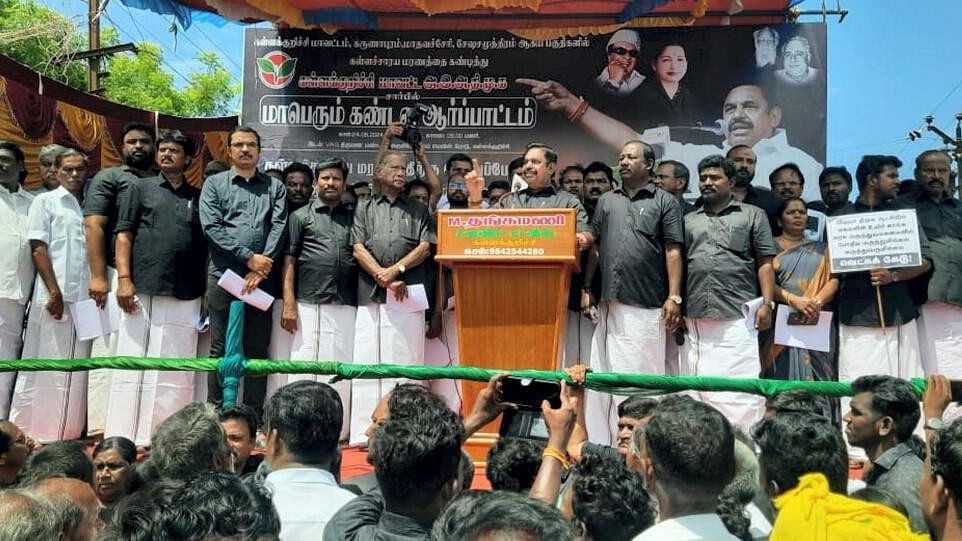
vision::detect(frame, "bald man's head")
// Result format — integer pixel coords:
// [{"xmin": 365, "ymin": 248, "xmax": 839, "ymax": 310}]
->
[
  {"xmin": 0, "ymin": 489, "xmax": 61, "ymax": 540},
  {"xmin": 33, "ymin": 477, "xmax": 103, "ymax": 541}
]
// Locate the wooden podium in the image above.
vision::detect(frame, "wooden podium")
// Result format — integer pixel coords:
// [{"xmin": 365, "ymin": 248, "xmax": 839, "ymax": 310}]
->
[{"xmin": 435, "ymin": 208, "xmax": 577, "ymax": 462}]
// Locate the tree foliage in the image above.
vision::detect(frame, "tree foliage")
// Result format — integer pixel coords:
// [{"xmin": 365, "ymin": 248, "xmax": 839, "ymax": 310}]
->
[{"xmin": 0, "ymin": 0, "xmax": 239, "ymax": 117}]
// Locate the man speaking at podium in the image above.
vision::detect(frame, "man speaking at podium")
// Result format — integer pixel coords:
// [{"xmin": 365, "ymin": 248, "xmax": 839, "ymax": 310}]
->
[{"xmin": 496, "ymin": 142, "xmax": 594, "ymax": 251}]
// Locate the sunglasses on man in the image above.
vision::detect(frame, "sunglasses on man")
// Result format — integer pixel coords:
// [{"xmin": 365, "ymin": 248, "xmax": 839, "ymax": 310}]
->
[{"xmin": 607, "ymin": 46, "xmax": 638, "ymax": 58}]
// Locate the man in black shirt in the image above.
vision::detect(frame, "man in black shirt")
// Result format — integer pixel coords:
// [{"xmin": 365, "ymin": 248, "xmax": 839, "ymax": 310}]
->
[
  {"xmin": 200, "ymin": 126, "xmax": 288, "ymax": 415},
  {"xmin": 725, "ymin": 144, "xmax": 781, "ymax": 231},
  {"xmin": 902, "ymin": 150, "xmax": 962, "ymax": 382},
  {"xmin": 282, "ymin": 162, "xmax": 313, "ymax": 213},
  {"xmin": 105, "ymin": 130, "xmax": 208, "ymax": 446},
  {"xmin": 834, "ymin": 155, "xmax": 931, "ymax": 457},
  {"xmin": 83, "ymin": 121, "xmax": 156, "ymax": 436},
  {"xmin": 277, "ymin": 157, "xmax": 357, "ymax": 442},
  {"xmin": 654, "ymin": 159, "xmax": 696, "ymax": 214},
  {"xmin": 349, "ymin": 150, "xmax": 432, "ymax": 445},
  {"xmin": 808, "ymin": 166, "xmax": 852, "ymax": 216},
  {"xmin": 584, "ymin": 141, "xmax": 684, "ymax": 443}
]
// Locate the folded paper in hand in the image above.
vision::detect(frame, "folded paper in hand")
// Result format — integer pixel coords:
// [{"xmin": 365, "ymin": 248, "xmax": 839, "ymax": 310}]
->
[
  {"xmin": 774, "ymin": 305, "xmax": 833, "ymax": 353},
  {"xmin": 69, "ymin": 293, "xmax": 121, "ymax": 341},
  {"xmin": 217, "ymin": 269, "xmax": 274, "ymax": 312},
  {"xmin": 386, "ymin": 283, "xmax": 429, "ymax": 313},
  {"xmin": 741, "ymin": 297, "xmax": 764, "ymax": 331}
]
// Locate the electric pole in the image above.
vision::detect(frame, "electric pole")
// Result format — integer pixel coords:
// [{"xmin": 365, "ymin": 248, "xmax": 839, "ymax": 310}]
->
[{"xmin": 88, "ymin": 0, "xmax": 100, "ymax": 91}]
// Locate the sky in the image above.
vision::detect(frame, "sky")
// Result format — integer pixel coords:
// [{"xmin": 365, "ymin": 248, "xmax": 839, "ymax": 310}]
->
[{"xmin": 51, "ymin": 0, "xmax": 961, "ymax": 172}]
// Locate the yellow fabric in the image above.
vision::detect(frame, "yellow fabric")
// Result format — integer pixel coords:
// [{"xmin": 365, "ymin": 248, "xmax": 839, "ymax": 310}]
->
[
  {"xmin": 507, "ymin": 16, "xmax": 695, "ymax": 40},
  {"xmin": 410, "ymin": 0, "xmax": 540, "ymax": 16},
  {"xmin": 771, "ymin": 473, "xmax": 930, "ymax": 541},
  {"xmin": 58, "ymin": 102, "xmax": 105, "ymax": 151}
]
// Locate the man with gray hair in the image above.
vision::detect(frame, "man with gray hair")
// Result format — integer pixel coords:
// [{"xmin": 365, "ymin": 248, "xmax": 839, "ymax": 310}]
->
[
  {"xmin": 349, "ymin": 150, "xmax": 432, "ymax": 445},
  {"xmin": 0, "ymin": 489, "xmax": 62, "ymax": 540},
  {"xmin": 32, "ymin": 477, "xmax": 103, "ymax": 541},
  {"xmin": 148, "ymin": 402, "xmax": 232, "ymax": 481},
  {"xmin": 34, "ymin": 144, "xmax": 67, "ymax": 192},
  {"xmin": 753, "ymin": 27, "xmax": 780, "ymax": 69}
]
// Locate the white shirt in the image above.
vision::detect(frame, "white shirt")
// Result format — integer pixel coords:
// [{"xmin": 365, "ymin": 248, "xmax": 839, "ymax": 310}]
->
[
  {"xmin": 26, "ymin": 186, "xmax": 89, "ymax": 304},
  {"xmin": 265, "ymin": 467, "xmax": 356, "ymax": 541},
  {"xmin": 0, "ymin": 186, "xmax": 35, "ymax": 303},
  {"xmin": 646, "ymin": 128, "xmax": 824, "ymax": 203},
  {"xmin": 595, "ymin": 67, "xmax": 646, "ymax": 97},
  {"xmin": 632, "ymin": 513, "xmax": 740, "ymax": 541}
]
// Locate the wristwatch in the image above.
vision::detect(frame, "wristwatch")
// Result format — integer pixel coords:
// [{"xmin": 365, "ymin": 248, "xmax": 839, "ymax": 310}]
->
[
  {"xmin": 891, "ymin": 270, "xmax": 900, "ymax": 283},
  {"xmin": 926, "ymin": 418, "xmax": 946, "ymax": 431},
  {"xmin": 765, "ymin": 300, "xmax": 776, "ymax": 311},
  {"xmin": 668, "ymin": 295, "xmax": 683, "ymax": 306},
  {"xmin": 397, "ymin": 263, "xmax": 406, "ymax": 275}
]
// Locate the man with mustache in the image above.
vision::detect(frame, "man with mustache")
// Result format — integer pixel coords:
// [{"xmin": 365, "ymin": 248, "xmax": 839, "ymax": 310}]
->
[
  {"xmin": 32, "ymin": 143, "xmax": 67, "ymax": 193},
  {"xmin": 282, "ymin": 162, "xmax": 314, "ymax": 213},
  {"xmin": 560, "ymin": 164, "xmax": 585, "ymax": 200},
  {"xmin": 683, "ymin": 154, "xmax": 778, "ymax": 430},
  {"xmin": 833, "ymin": 155, "xmax": 932, "ymax": 460},
  {"xmin": 768, "ymin": 162, "xmax": 828, "ymax": 240},
  {"xmin": 902, "ymin": 150, "xmax": 962, "ymax": 390},
  {"xmin": 519, "ymin": 81, "xmax": 823, "ymax": 202},
  {"xmin": 200, "ymin": 126, "xmax": 288, "ymax": 416},
  {"xmin": 349, "ymin": 150, "xmax": 432, "ymax": 445},
  {"xmin": 808, "ymin": 166, "xmax": 853, "ymax": 215},
  {"xmin": 582, "ymin": 141, "xmax": 683, "ymax": 443},
  {"xmin": 274, "ymin": 157, "xmax": 357, "ymax": 443},
  {"xmin": 0, "ymin": 141, "xmax": 33, "ymax": 420},
  {"xmin": 104, "ymin": 130, "xmax": 208, "ymax": 446},
  {"xmin": 724, "ymin": 145, "xmax": 781, "ymax": 231},
  {"xmin": 595, "ymin": 29, "xmax": 645, "ymax": 97},
  {"xmin": 83, "ymin": 122, "xmax": 156, "ymax": 436}
]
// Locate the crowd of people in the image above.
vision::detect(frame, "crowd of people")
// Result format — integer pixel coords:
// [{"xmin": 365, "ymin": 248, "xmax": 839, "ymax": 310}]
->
[{"xmin": 0, "ymin": 111, "xmax": 959, "ymax": 539}]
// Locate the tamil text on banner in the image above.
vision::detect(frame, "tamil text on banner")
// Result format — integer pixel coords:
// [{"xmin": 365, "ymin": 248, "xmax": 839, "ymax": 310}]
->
[{"xmin": 826, "ymin": 210, "xmax": 924, "ymax": 274}]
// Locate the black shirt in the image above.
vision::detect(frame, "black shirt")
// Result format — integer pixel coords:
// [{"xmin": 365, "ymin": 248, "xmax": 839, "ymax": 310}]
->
[
  {"xmin": 323, "ymin": 491, "xmax": 432, "ymax": 541},
  {"xmin": 808, "ymin": 199, "xmax": 849, "ymax": 216},
  {"xmin": 115, "ymin": 175, "xmax": 207, "ymax": 300},
  {"xmin": 901, "ymin": 192, "xmax": 962, "ymax": 308},
  {"xmin": 498, "ymin": 185, "xmax": 592, "ymax": 233},
  {"xmin": 591, "ymin": 184, "xmax": 684, "ymax": 309},
  {"xmin": 684, "ymin": 199, "xmax": 779, "ymax": 320},
  {"xmin": 833, "ymin": 199, "xmax": 931, "ymax": 326},
  {"xmin": 199, "ymin": 169, "xmax": 288, "ymax": 287},
  {"xmin": 288, "ymin": 198, "xmax": 357, "ymax": 306},
  {"xmin": 351, "ymin": 193, "xmax": 432, "ymax": 304},
  {"xmin": 84, "ymin": 165, "xmax": 155, "ymax": 267},
  {"xmin": 695, "ymin": 184, "xmax": 781, "ymax": 233}
]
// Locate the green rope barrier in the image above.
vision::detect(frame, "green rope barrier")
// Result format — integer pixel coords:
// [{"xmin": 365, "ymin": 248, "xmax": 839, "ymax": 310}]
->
[{"xmin": 0, "ymin": 356, "xmax": 928, "ymax": 398}]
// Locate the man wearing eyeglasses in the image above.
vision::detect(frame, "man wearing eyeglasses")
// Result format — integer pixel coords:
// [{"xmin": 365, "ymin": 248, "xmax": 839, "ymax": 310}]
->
[
  {"xmin": 769, "ymin": 163, "xmax": 826, "ymax": 240},
  {"xmin": 595, "ymin": 29, "xmax": 645, "ymax": 97}
]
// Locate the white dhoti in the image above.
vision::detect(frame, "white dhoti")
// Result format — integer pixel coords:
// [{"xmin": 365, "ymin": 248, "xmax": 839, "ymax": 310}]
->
[
  {"xmin": 839, "ymin": 320, "xmax": 924, "ymax": 457},
  {"xmin": 586, "ymin": 302, "xmax": 665, "ymax": 445},
  {"xmin": 919, "ymin": 301, "xmax": 962, "ymax": 420},
  {"xmin": 683, "ymin": 318, "xmax": 764, "ymax": 432},
  {"xmin": 562, "ymin": 309, "xmax": 595, "ymax": 368},
  {"xmin": 11, "ymin": 302, "xmax": 91, "ymax": 442},
  {"xmin": 423, "ymin": 310, "xmax": 462, "ymax": 413},
  {"xmin": 104, "ymin": 295, "xmax": 201, "ymax": 446},
  {"xmin": 87, "ymin": 267, "xmax": 118, "ymax": 435},
  {"xmin": 349, "ymin": 302, "xmax": 425, "ymax": 445},
  {"xmin": 267, "ymin": 302, "xmax": 356, "ymax": 442},
  {"xmin": 0, "ymin": 299, "xmax": 26, "ymax": 419}
]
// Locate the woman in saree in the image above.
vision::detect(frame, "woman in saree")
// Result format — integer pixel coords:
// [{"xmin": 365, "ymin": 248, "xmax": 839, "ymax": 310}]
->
[{"xmin": 762, "ymin": 197, "xmax": 840, "ymax": 421}]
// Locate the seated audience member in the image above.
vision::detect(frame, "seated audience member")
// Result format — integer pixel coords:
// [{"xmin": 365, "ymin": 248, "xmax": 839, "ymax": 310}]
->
[
  {"xmin": 851, "ymin": 487, "xmax": 912, "ymax": 521},
  {"xmin": 263, "ymin": 381, "xmax": 355, "ymax": 539},
  {"xmin": 0, "ymin": 420, "xmax": 31, "ymax": 488},
  {"xmin": 431, "ymin": 490, "xmax": 575, "ymax": 541},
  {"xmin": 752, "ymin": 411, "xmax": 849, "ymax": 498},
  {"xmin": 92, "ymin": 437, "xmax": 137, "ymax": 509},
  {"xmin": 763, "ymin": 389, "xmax": 822, "ymax": 418},
  {"xmin": 633, "ymin": 396, "xmax": 746, "ymax": 540},
  {"xmin": 32, "ymin": 476, "xmax": 104, "ymax": 541},
  {"xmin": 219, "ymin": 404, "xmax": 263, "ymax": 476},
  {"xmin": 486, "ymin": 437, "xmax": 544, "ymax": 492},
  {"xmin": 324, "ymin": 387, "xmax": 464, "ymax": 540},
  {"xmin": 0, "ymin": 489, "xmax": 61, "ymax": 539},
  {"xmin": 18, "ymin": 440, "xmax": 94, "ymax": 487},
  {"xmin": 145, "ymin": 402, "xmax": 232, "ymax": 482},
  {"xmin": 563, "ymin": 455, "xmax": 655, "ymax": 541},
  {"xmin": 103, "ymin": 472, "xmax": 280, "ymax": 540},
  {"xmin": 844, "ymin": 375, "xmax": 926, "ymax": 532}
]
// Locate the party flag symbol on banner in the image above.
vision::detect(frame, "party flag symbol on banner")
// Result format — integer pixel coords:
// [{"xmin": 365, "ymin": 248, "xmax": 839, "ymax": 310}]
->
[{"xmin": 256, "ymin": 50, "xmax": 297, "ymax": 89}]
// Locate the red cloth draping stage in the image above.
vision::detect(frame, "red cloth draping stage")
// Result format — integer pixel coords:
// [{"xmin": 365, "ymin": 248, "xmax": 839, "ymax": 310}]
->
[{"xmin": 0, "ymin": 54, "xmax": 237, "ymax": 190}]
